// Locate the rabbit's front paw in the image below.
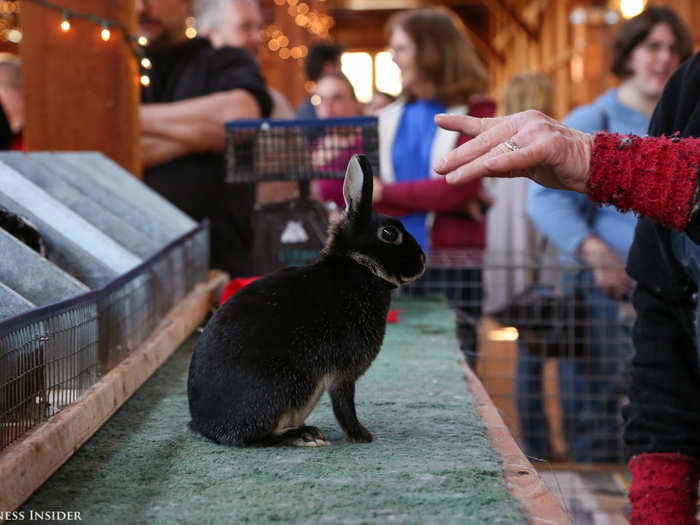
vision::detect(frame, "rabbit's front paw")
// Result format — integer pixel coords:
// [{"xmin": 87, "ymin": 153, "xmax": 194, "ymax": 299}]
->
[{"xmin": 347, "ymin": 425, "xmax": 373, "ymax": 443}]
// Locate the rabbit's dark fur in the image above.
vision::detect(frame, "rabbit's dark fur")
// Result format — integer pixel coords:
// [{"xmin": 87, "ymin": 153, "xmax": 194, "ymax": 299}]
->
[{"xmin": 187, "ymin": 155, "xmax": 425, "ymax": 447}]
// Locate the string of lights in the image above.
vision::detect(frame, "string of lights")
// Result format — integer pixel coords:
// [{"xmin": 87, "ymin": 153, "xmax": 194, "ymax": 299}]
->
[
  {"xmin": 6, "ymin": 0, "xmax": 331, "ymax": 86},
  {"xmin": 25, "ymin": 0, "xmax": 146, "ymax": 53},
  {"xmin": 17, "ymin": 0, "xmax": 155, "ymax": 85},
  {"xmin": 264, "ymin": 0, "xmax": 334, "ymax": 64},
  {"xmin": 16, "ymin": 1, "xmax": 200, "ymax": 87}
]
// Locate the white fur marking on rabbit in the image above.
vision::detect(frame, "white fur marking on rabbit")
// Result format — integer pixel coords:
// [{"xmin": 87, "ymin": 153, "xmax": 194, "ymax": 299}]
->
[
  {"xmin": 343, "ymin": 156, "xmax": 365, "ymax": 214},
  {"xmin": 273, "ymin": 375, "xmax": 331, "ymax": 436},
  {"xmin": 293, "ymin": 436, "xmax": 330, "ymax": 447},
  {"xmin": 350, "ymin": 252, "xmax": 401, "ymax": 287}
]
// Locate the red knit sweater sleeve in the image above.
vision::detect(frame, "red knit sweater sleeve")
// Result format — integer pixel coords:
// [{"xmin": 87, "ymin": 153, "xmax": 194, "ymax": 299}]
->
[{"xmin": 588, "ymin": 132, "xmax": 700, "ymax": 230}]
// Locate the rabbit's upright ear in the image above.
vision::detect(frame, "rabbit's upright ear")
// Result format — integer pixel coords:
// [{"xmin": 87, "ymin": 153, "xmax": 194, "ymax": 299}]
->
[{"xmin": 343, "ymin": 154, "xmax": 373, "ymax": 228}]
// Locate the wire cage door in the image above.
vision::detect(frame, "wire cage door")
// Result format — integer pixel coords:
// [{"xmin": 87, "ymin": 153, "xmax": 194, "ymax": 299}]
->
[{"xmin": 225, "ymin": 116, "xmax": 379, "ymax": 274}]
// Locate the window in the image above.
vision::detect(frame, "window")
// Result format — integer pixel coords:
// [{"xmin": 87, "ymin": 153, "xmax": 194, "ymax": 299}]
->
[
  {"xmin": 341, "ymin": 52, "xmax": 373, "ymax": 103},
  {"xmin": 341, "ymin": 50, "xmax": 403, "ymax": 103},
  {"xmin": 374, "ymin": 51, "xmax": 401, "ymax": 97}
]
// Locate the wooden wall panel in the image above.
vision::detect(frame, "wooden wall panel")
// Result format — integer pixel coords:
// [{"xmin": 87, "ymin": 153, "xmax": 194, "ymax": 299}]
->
[
  {"xmin": 248, "ymin": 0, "xmax": 700, "ymax": 119},
  {"xmin": 552, "ymin": 0, "xmax": 570, "ymax": 119},
  {"xmin": 484, "ymin": 0, "xmax": 700, "ymax": 119},
  {"xmin": 19, "ymin": 2, "xmax": 140, "ymax": 175}
]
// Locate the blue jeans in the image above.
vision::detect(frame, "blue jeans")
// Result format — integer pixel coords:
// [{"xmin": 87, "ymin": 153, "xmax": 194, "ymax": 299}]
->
[
  {"xmin": 401, "ymin": 267, "xmax": 483, "ymax": 368},
  {"xmin": 515, "ymin": 270, "xmax": 632, "ymax": 462}
]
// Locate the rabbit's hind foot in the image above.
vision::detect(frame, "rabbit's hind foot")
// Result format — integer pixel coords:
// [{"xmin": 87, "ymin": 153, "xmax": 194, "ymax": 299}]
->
[{"xmin": 277, "ymin": 425, "xmax": 331, "ymax": 447}]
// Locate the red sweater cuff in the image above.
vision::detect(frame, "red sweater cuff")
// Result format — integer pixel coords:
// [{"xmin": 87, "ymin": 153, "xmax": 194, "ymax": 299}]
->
[
  {"xmin": 629, "ymin": 452, "xmax": 699, "ymax": 525},
  {"xmin": 588, "ymin": 133, "xmax": 700, "ymax": 230}
]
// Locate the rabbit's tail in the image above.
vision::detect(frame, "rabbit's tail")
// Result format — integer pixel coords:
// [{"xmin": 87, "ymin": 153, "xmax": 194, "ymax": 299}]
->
[{"xmin": 185, "ymin": 421, "xmax": 210, "ymax": 442}]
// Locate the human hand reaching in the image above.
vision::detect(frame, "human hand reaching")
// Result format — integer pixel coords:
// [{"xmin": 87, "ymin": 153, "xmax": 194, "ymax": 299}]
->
[
  {"xmin": 579, "ymin": 236, "xmax": 632, "ymax": 298},
  {"xmin": 463, "ymin": 191, "xmax": 493, "ymax": 221},
  {"xmin": 434, "ymin": 111, "xmax": 594, "ymax": 194}
]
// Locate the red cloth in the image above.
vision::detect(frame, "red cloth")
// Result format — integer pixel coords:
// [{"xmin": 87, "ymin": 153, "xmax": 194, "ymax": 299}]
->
[
  {"xmin": 220, "ymin": 279, "xmax": 402, "ymax": 324},
  {"xmin": 589, "ymin": 133, "xmax": 700, "ymax": 231},
  {"xmin": 10, "ymin": 131, "xmax": 23, "ymax": 151},
  {"xmin": 386, "ymin": 309, "xmax": 400, "ymax": 323},
  {"xmin": 219, "ymin": 276, "xmax": 260, "ymax": 306},
  {"xmin": 629, "ymin": 452, "xmax": 699, "ymax": 525}
]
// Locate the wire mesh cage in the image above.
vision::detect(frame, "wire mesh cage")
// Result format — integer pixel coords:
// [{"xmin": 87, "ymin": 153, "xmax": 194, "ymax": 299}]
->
[
  {"xmin": 226, "ymin": 116, "xmax": 379, "ymax": 275},
  {"xmin": 398, "ymin": 248, "xmax": 635, "ymax": 466},
  {"xmin": 0, "ymin": 222, "xmax": 209, "ymax": 451},
  {"xmin": 225, "ymin": 116, "xmax": 379, "ymax": 184}
]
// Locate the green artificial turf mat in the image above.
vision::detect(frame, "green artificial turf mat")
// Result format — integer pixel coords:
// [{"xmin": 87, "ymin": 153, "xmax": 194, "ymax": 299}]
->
[{"xmin": 19, "ymin": 296, "xmax": 525, "ymax": 524}]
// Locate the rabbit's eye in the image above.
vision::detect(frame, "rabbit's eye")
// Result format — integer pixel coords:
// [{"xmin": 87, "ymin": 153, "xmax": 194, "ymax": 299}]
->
[{"xmin": 378, "ymin": 225, "xmax": 402, "ymax": 244}]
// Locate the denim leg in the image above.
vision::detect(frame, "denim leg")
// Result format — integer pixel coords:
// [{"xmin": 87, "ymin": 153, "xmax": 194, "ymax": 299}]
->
[
  {"xmin": 406, "ymin": 267, "xmax": 483, "ymax": 366},
  {"xmin": 560, "ymin": 272, "xmax": 631, "ymax": 462},
  {"xmin": 451, "ymin": 268, "xmax": 483, "ymax": 367},
  {"xmin": 515, "ymin": 345, "xmax": 552, "ymax": 458}
]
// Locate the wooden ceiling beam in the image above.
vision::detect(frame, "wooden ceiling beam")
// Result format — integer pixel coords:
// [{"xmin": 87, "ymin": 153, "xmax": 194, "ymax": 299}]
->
[
  {"xmin": 482, "ymin": 0, "xmax": 539, "ymax": 41},
  {"xmin": 463, "ymin": 22, "xmax": 505, "ymax": 64}
]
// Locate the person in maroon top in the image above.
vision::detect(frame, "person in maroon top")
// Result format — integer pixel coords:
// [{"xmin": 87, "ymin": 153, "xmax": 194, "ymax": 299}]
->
[
  {"xmin": 434, "ymin": 49, "xmax": 700, "ymax": 525},
  {"xmin": 310, "ymin": 72, "xmax": 365, "ymax": 210},
  {"xmin": 375, "ymin": 8, "xmax": 494, "ymax": 365}
]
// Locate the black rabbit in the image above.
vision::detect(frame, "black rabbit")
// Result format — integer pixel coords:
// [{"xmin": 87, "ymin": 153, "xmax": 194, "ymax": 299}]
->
[{"xmin": 187, "ymin": 154, "xmax": 425, "ymax": 446}]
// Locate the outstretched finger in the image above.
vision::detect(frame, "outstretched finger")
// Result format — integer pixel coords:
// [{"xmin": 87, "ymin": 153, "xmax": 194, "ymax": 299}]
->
[
  {"xmin": 441, "ymin": 139, "xmax": 522, "ymax": 185},
  {"xmin": 436, "ymin": 118, "xmax": 523, "ymax": 176},
  {"xmin": 435, "ymin": 120, "xmax": 521, "ymax": 181},
  {"xmin": 482, "ymin": 142, "xmax": 541, "ymax": 174},
  {"xmin": 434, "ymin": 113, "xmax": 502, "ymax": 136}
]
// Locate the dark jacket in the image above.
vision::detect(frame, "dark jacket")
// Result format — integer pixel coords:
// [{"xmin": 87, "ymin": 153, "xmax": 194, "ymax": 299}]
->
[
  {"xmin": 623, "ymin": 51, "xmax": 700, "ymax": 458},
  {"xmin": 142, "ymin": 38, "xmax": 272, "ymax": 276}
]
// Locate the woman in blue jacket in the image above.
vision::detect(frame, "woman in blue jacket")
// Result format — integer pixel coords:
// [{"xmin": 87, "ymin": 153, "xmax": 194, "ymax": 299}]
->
[{"xmin": 519, "ymin": 6, "xmax": 692, "ymax": 462}]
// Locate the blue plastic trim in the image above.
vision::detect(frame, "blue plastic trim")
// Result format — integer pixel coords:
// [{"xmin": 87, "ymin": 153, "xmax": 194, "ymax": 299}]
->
[{"xmin": 226, "ymin": 116, "xmax": 378, "ymax": 130}]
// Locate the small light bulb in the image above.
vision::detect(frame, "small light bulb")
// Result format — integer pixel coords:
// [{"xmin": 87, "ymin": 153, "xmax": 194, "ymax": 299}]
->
[
  {"xmin": 138, "ymin": 35, "xmax": 148, "ymax": 46},
  {"xmin": 60, "ymin": 11, "xmax": 70, "ymax": 32},
  {"xmin": 141, "ymin": 57, "xmax": 152, "ymax": 69},
  {"xmin": 185, "ymin": 27, "xmax": 197, "ymax": 39},
  {"xmin": 101, "ymin": 27, "xmax": 111, "ymax": 41},
  {"xmin": 6, "ymin": 29, "xmax": 22, "ymax": 43},
  {"xmin": 140, "ymin": 75, "xmax": 151, "ymax": 87},
  {"xmin": 620, "ymin": 0, "xmax": 645, "ymax": 19}
]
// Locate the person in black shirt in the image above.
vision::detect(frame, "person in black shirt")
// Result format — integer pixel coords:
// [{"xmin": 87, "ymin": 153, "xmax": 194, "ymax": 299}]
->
[
  {"xmin": 0, "ymin": 104, "xmax": 12, "ymax": 150},
  {"xmin": 137, "ymin": 0, "xmax": 272, "ymax": 276}
]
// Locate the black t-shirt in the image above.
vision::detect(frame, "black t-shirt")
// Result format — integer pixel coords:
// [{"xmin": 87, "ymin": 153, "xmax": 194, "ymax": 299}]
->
[
  {"xmin": 628, "ymin": 51, "xmax": 700, "ymax": 290},
  {"xmin": 142, "ymin": 38, "xmax": 272, "ymax": 276},
  {"xmin": 0, "ymin": 103, "xmax": 12, "ymax": 150},
  {"xmin": 623, "ymin": 51, "xmax": 700, "ymax": 458}
]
